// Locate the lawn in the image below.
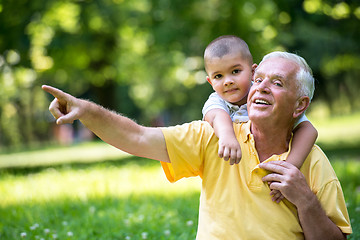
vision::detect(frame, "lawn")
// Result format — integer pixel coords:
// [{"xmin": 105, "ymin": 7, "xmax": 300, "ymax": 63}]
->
[
  {"xmin": 0, "ymin": 112, "xmax": 359, "ymax": 239},
  {"xmin": 0, "ymin": 156, "xmax": 201, "ymax": 240}
]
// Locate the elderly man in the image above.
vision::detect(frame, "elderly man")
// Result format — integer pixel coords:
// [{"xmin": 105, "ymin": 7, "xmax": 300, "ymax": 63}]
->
[{"xmin": 43, "ymin": 51, "xmax": 351, "ymax": 239}]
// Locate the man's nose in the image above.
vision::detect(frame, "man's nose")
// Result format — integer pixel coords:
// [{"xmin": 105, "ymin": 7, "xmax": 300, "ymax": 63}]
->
[{"xmin": 257, "ymin": 79, "xmax": 270, "ymax": 93}]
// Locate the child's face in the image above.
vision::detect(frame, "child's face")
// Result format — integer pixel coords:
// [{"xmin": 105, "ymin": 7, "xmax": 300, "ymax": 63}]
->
[{"xmin": 206, "ymin": 52, "xmax": 255, "ymax": 106}]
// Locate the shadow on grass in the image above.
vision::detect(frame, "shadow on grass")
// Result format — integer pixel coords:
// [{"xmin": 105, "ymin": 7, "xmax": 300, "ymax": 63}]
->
[
  {"xmin": 0, "ymin": 155, "xmax": 157, "ymax": 176},
  {"xmin": 0, "ymin": 192, "xmax": 200, "ymax": 240}
]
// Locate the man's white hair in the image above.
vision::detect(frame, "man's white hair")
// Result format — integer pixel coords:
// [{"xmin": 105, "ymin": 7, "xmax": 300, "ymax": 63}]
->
[{"xmin": 259, "ymin": 51, "xmax": 315, "ymax": 101}]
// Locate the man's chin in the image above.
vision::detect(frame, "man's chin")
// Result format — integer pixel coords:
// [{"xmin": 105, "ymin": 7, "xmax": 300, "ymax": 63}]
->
[{"xmin": 248, "ymin": 112, "xmax": 271, "ymax": 122}]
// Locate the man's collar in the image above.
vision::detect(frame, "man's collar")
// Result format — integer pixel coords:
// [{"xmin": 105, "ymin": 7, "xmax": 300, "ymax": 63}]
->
[
  {"xmin": 242, "ymin": 120, "xmax": 292, "ymax": 160},
  {"xmin": 242, "ymin": 121, "xmax": 252, "ymax": 143}
]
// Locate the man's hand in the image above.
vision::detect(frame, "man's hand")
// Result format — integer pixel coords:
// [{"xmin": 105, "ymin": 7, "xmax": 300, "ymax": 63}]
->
[
  {"xmin": 42, "ymin": 85, "xmax": 84, "ymax": 125},
  {"xmin": 260, "ymin": 161, "xmax": 346, "ymax": 240},
  {"xmin": 218, "ymin": 138, "xmax": 242, "ymax": 165},
  {"xmin": 259, "ymin": 161, "xmax": 313, "ymax": 206}
]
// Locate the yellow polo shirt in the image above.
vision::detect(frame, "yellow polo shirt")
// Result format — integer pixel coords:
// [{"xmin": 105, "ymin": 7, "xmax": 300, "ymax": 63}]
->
[{"xmin": 161, "ymin": 121, "xmax": 352, "ymax": 239}]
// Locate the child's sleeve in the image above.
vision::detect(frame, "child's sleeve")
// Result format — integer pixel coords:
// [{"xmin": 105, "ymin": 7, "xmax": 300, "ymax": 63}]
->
[
  {"xmin": 202, "ymin": 92, "xmax": 229, "ymax": 120},
  {"xmin": 294, "ymin": 113, "xmax": 309, "ymax": 129}
]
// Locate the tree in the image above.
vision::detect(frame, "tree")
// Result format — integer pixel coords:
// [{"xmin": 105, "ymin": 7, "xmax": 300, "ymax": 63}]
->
[{"xmin": 0, "ymin": 0, "xmax": 359, "ymax": 148}]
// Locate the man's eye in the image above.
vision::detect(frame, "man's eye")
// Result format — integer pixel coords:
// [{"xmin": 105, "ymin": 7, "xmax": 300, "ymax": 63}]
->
[
  {"xmin": 254, "ymin": 78, "xmax": 262, "ymax": 83},
  {"xmin": 274, "ymin": 81, "xmax": 283, "ymax": 87},
  {"xmin": 214, "ymin": 74, "xmax": 222, "ymax": 79}
]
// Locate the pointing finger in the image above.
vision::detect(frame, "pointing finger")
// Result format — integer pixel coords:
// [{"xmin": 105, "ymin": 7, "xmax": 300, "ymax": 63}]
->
[{"xmin": 42, "ymin": 85, "xmax": 69, "ymax": 102}]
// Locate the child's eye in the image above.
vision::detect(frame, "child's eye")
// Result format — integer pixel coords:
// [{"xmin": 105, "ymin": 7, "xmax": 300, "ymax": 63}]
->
[
  {"xmin": 232, "ymin": 69, "xmax": 241, "ymax": 74},
  {"xmin": 214, "ymin": 74, "xmax": 222, "ymax": 79}
]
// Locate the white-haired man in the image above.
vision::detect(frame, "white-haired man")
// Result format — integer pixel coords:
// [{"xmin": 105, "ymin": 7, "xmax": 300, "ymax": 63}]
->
[{"xmin": 43, "ymin": 51, "xmax": 352, "ymax": 239}]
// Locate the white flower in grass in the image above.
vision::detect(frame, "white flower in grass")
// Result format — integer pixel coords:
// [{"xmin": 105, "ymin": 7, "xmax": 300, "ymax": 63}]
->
[
  {"xmin": 138, "ymin": 214, "xmax": 145, "ymax": 221},
  {"xmin": 30, "ymin": 223, "xmax": 39, "ymax": 230},
  {"xmin": 52, "ymin": 233, "xmax": 58, "ymax": 239},
  {"xmin": 89, "ymin": 206, "xmax": 96, "ymax": 214},
  {"xmin": 186, "ymin": 220, "xmax": 194, "ymax": 226},
  {"xmin": 164, "ymin": 229, "xmax": 171, "ymax": 236},
  {"xmin": 125, "ymin": 236, "xmax": 131, "ymax": 240},
  {"xmin": 20, "ymin": 232, "xmax": 27, "ymax": 238},
  {"xmin": 44, "ymin": 228, "xmax": 50, "ymax": 234},
  {"xmin": 62, "ymin": 221, "xmax": 68, "ymax": 226},
  {"xmin": 67, "ymin": 232, "xmax": 73, "ymax": 237},
  {"xmin": 141, "ymin": 232, "xmax": 148, "ymax": 239}
]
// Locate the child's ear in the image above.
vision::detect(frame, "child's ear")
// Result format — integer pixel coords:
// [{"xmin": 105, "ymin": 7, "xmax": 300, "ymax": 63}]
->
[
  {"xmin": 251, "ymin": 64, "xmax": 258, "ymax": 76},
  {"xmin": 293, "ymin": 96, "xmax": 310, "ymax": 119},
  {"xmin": 206, "ymin": 76, "xmax": 212, "ymax": 85}
]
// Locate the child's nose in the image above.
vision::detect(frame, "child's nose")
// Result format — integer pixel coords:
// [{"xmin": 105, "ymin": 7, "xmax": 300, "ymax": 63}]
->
[{"xmin": 224, "ymin": 77, "xmax": 234, "ymax": 86}]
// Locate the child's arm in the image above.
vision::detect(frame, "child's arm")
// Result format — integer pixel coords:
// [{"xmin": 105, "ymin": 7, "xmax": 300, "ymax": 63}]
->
[
  {"xmin": 287, "ymin": 121, "xmax": 318, "ymax": 169},
  {"xmin": 204, "ymin": 109, "xmax": 242, "ymax": 165},
  {"xmin": 270, "ymin": 121, "xmax": 318, "ymax": 203}
]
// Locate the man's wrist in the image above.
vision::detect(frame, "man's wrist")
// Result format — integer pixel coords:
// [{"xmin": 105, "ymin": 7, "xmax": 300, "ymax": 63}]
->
[{"xmin": 295, "ymin": 189, "xmax": 318, "ymax": 212}]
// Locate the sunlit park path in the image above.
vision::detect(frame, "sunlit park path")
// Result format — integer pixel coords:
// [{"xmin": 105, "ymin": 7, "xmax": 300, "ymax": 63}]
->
[{"xmin": 0, "ymin": 111, "xmax": 360, "ymax": 239}]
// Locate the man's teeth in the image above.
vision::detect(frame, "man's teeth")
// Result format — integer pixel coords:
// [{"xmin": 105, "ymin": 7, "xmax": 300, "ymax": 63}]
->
[{"xmin": 255, "ymin": 99, "xmax": 270, "ymax": 105}]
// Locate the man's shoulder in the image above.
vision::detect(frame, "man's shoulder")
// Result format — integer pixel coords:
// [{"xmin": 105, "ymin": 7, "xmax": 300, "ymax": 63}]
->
[
  {"xmin": 161, "ymin": 120, "xmax": 214, "ymax": 136},
  {"xmin": 308, "ymin": 144, "xmax": 329, "ymax": 163},
  {"xmin": 302, "ymin": 144, "xmax": 338, "ymax": 183}
]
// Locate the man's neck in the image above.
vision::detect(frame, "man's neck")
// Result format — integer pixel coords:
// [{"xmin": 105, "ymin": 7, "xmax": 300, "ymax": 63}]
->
[{"xmin": 250, "ymin": 122, "xmax": 292, "ymax": 162}]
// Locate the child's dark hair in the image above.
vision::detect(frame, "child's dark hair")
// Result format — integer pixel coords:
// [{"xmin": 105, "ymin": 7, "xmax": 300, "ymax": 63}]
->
[{"xmin": 204, "ymin": 35, "xmax": 253, "ymax": 70}]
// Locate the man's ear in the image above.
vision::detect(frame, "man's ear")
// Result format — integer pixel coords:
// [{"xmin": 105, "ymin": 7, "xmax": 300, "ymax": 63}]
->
[
  {"xmin": 293, "ymin": 96, "xmax": 310, "ymax": 119},
  {"xmin": 206, "ymin": 76, "xmax": 212, "ymax": 85}
]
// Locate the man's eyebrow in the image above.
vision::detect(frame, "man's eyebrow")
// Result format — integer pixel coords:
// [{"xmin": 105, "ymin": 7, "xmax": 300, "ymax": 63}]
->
[
  {"xmin": 272, "ymin": 74, "xmax": 286, "ymax": 80},
  {"xmin": 254, "ymin": 70, "xmax": 264, "ymax": 76},
  {"xmin": 254, "ymin": 71, "xmax": 286, "ymax": 80}
]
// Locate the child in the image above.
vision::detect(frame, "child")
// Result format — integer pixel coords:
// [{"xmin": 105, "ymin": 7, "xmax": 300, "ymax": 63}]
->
[{"xmin": 202, "ymin": 35, "xmax": 318, "ymax": 202}]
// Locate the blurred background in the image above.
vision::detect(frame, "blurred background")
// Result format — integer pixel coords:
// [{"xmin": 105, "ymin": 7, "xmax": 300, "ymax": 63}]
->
[
  {"xmin": 1, "ymin": 0, "xmax": 360, "ymax": 239},
  {"xmin": 0, "ymin": 0, "xmax": 359, "ymax": 150}
]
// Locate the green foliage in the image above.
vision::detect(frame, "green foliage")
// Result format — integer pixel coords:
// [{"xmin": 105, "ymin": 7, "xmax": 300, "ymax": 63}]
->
[{"xmin": 0, "ymin": 0, "xmax": 359, "ymax": 148}]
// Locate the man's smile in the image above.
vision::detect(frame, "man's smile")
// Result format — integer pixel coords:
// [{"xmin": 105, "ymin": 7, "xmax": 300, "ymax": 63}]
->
[{"xmin": 254, "ymin": 98, "xmax": 271, "ymax": 105}]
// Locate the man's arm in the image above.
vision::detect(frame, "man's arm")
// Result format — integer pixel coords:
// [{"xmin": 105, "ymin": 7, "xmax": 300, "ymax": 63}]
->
[
  {"xmin": 204, "ymin": 109, "xmax": 241, "ymax": 165},
  {"xmin": 42, "ymin": 85, "xmax": 170, "ymax": 163},
  {"xmin": 260, "ymin": 161, "xmax": 346, "ymax": 240}
]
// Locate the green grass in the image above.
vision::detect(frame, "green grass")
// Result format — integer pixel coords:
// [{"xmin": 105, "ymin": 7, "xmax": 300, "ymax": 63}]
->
[
  {"xmin": 0, "ymin": 111, "xmax": 359, "ymax": 239},
  {"xmin": 0, "ymin": 158, "xmax": 201, "ymax": 239}
]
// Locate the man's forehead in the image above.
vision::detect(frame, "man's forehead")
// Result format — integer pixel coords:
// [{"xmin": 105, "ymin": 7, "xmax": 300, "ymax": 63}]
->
[{"xmin": 255, "ymin": 57, "xmax": 298, "ymax": 78}]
